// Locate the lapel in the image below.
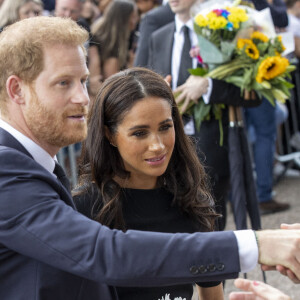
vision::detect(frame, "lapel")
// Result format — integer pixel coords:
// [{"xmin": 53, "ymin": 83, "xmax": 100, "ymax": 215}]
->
[
  {"xmin": 0, "ymin": 127, "xmax": 33, "ymax": 158},
  {"xmin": 165, "ymin": 22, "xmax": 175, "ymax": 77},
  {"xmin": 0, "ymin": 127, "xmax": 75, "ymax": 209}
]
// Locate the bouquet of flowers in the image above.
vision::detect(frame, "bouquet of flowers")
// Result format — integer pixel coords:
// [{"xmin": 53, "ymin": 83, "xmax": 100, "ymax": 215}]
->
[{"xmin": 177, "ymin": 0, "xmax": 296, "ymax": 145}]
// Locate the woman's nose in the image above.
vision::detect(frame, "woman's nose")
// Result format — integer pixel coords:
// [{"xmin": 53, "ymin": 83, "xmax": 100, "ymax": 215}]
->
[{"xmin": 148, "ymin": 135, "xmax": 165, "ymax": 152}]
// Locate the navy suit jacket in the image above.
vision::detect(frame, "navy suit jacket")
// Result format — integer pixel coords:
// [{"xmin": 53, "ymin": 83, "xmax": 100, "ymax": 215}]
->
[{"xmin": 0, "ymin": 128, "xmax": 240, "ymax": 299}]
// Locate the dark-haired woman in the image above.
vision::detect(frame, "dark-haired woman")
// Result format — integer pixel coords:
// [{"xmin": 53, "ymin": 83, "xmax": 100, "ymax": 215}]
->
[
  {"xmin": 73, "ymin": 68, "xmax": 224, "ymax": 300},
  {"xmin": 88, "ymin": 0, "xmax": 138, "ymax": 97}
]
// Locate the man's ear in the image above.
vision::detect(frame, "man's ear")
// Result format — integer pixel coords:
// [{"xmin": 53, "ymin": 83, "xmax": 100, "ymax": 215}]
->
[{"xmin": 6, "ymin": 75, "xmax": 25, "ymax": 104}]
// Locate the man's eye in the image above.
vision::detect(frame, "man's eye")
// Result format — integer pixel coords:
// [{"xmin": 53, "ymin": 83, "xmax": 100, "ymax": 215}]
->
[
  {"xmin": 59, "ymin": 80, "xmax": 68, "ymax": 86},
  {"xmin": 81, "ymin": 78, "xmax": 88, "ymax": 85}
]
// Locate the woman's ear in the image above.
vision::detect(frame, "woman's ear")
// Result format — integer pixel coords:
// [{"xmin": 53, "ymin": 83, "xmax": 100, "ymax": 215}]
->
[
  {"xmin": 104, "ymin": 126, "xmax": 117, "ymax": 147},
  {"xmin": 6, "ymin": 75, "xmax": 25, "ymax": 104}
]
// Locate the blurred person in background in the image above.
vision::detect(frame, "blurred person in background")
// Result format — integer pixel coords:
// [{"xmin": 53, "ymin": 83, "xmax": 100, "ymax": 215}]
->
[
  {"xmin": 97, "ymin": 0, "xmax": 112, "ymax": 16},
  {"xmin": 55, "ymin": 0, "xmax": 90, "ymax": 32},
  {"xmin": 0, "ymin": 0, "xmax": 43, "ymax": 30},
  {"xmin": 285, "ymin": 0, "xmax": 300, "ymax": 58},
  {"xmin": 42, "ymin": 0, "xmax": 55, "ymax": 13},
  {"xmin": 135, "ymin": 0, "xmax": 158, "ymax": 17},
  {"xmin": 88, "ymin": 0, "xmax": 138, "ymax": 97},
  {"xmin": 81, "ymin": 0, "xmax": 100, "ymax": 25}
]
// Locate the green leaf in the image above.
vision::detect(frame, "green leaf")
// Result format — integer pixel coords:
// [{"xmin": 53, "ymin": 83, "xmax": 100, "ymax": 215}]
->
[
  {"xmin": 188, "ymin": 67, "xmax": 208, "ymax": 76},
  {"xmin": 193, "ymin": 101, "xmax": 211, "ymax": 131}
]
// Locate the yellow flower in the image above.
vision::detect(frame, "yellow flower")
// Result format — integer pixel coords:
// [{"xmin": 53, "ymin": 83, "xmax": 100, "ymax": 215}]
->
[
  {"xmin": 195, "ymin": 14, "xmax": 208, "ymax": 27},
  {"xmin": 256, "ymin": 56, "xmax": 289, "ymax": 83},
  {"xmin": 207, "ymin": 11, "xmax": 217, "ymax": 20},
  {"xmin": 245, "ymin": 43, "xmax": 259, "ymax": 60},
  {"xmin": 208, "ymin": 16, "xmax": 227, "ymax": 30},
  {"xmin": 276, "ymin": 35, "xmax": 286, "ymax": 52},
  {"xmin": 251, "ymin": 31, "xmax": 269, "ymax": 43},
  {"xmin": 227, "ymin": 7, "xmax": 249, "ymax": 22},
  {"xmin": 237, "ymin": 39, "xmax": 253, "ymax": 49}
]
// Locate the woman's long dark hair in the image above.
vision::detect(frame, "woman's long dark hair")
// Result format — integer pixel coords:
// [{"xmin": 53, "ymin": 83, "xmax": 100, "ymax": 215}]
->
[
  {"xmin": 76, "ymin": 67, "xmax": 218, "ymax": 231},
  {"xmin": 91, "ymin": 0, "xmax": 135, "ymax": 70}
]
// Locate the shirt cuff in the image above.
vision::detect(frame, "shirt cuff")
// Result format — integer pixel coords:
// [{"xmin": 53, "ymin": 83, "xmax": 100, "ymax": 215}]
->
[
  {"xmin": 202, "ymin": 77, "xmax": 213, "ymax": 104},
  {"xmin": 233, "ymin": 230, "xmax": 258, "ymax": 273}
]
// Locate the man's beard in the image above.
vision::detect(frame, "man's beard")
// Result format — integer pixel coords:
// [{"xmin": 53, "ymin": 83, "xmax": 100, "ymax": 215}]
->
[{"xmin": 25, "ymin": 89, "xmax": 88, "ymax": 149}]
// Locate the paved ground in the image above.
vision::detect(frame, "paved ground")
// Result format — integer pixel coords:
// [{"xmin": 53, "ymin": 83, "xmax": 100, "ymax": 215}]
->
[{"xmin": 192, "ymin": 166, "xmax": 300, "ymax": 299}]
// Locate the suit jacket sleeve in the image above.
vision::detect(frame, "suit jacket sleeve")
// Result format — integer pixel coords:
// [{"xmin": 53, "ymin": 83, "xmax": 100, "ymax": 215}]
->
[
  {"xmin": 209, "ymin": 79, "xmax": 262, "ymax": 108},
  {"xmin": 0, "ymin": 147, "xmax": 240, "ymax": 286}
]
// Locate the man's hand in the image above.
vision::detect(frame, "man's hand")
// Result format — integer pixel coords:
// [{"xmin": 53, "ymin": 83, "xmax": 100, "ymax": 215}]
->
[
  {"xmin": 261, "ymin": 224, "xmax": 300, "ymax": 284},
  {"xmin": 257, "ymin": 229, "xmax": 300, "ymax": 281},
  {"xmin": 174, "ymin": 75, "xmax": 209, "ymax": 113},
  {"xmin": 229, "ymin": 278, "xmax": 291, "ymax": 300}
]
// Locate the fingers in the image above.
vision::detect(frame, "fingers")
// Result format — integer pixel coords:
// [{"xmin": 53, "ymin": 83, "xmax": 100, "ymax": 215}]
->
[
  {"xmin": 281, "ymin": 223, "xmax": 300, "ymax": 230},
  {"xmin": 232, "ymin": 278, "xmax": 291, "ymax": 300},
  {"xmin": 229, "ymin": 291, "xmax": 254, "ymax": 300},
  {"xmin": 229, "ymin": 279, "xmax": 255, "ymax": 300},
  {"xmin": 261, "ymin": 265, "xmax": 276, "ymax": 271},
  {"xmin": 175, "ymin": 88, "xmax": 187, "ymax": 106},
  {"xmin": 164, "ymin": 75, "xmax": 172, "ymax": 86},
  {"xmin": 276, "ymin": 265, "xmax": 289, "ymax": 276},
  {"xmin": 234, "ymin": 278, "xmax": 253, "ymax": 291},
  {"xmin": 277, "ymin": 265, "xmax": 300, "ymax": 283},
  {"xmin": 180, "ymin": 97, "xmax": 191, "ymax": 114}
]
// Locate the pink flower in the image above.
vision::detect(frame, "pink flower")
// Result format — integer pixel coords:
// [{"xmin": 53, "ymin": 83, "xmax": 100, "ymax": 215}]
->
[{"xmin": 189, "ymin": 46, "xmax": 203, "ymax": 64}]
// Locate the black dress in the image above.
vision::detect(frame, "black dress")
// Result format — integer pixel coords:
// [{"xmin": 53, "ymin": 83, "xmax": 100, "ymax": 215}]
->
[{"xmin": 74, "ymin": 184, "xmax": 220, "ymax": 300}]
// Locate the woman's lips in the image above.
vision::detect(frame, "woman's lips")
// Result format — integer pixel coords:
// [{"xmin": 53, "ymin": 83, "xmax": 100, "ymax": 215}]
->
[{"xmin": 145, "ymin": 154, "xmax": 166, "ymax": 165}]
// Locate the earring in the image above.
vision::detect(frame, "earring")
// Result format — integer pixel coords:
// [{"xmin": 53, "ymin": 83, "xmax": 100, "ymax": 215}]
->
[{"xmin": 110, "ymin": 142, "xmax": 117, "ymax": 148}]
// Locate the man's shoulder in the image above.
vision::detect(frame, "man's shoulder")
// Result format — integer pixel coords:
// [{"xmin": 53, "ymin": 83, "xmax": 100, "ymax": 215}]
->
[
  {"xmin": 151, "ymin": 21, "xmax": 175, "ymax": 40},
  {"xmin": 146, "ymin": 4, "xmax": 174, "ymax": 21}
]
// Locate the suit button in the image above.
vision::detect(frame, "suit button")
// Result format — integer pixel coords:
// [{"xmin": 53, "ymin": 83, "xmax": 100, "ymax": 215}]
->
[
  {"xmin": 216, "ymin": 263, "xmax": 225, "ymax": 271},
  {"xmin": 198, "ymin": 265, "xmax": 207, "ymax": 273},
  {"xmin": 190, "ymin": 266, "xmax": 199, "ymax": 275},
  {"xmin": 208, "ymin": 264, "xmax": 216, "ymax": 272}
]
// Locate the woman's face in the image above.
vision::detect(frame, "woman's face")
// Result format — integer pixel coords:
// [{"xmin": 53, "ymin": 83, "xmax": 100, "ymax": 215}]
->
[
  {"xmin": 18, "ymin": 1, "xmax": 43, "ymax": 20},
  {"xmin": 110, "ymin": 96, "xmax": 175, "ymax": 189},
  {"xmin": 128, "ymin": 6, "xmax": 139, "ymax": 31}
]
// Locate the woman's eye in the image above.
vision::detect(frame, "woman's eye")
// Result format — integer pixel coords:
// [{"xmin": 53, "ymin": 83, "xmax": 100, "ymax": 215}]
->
[
  {"xmin": 132, "ymin": 130, "xmax": 147, "ymax": 137},
  {"xmin": 160, "ymin": 124, "xmax": 173, "ymax": 131}
]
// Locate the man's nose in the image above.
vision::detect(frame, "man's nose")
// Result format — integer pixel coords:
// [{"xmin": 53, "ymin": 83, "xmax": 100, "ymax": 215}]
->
[{"xmin": 72, "ymin": 84, "xmax": 90, "ymax": 106}]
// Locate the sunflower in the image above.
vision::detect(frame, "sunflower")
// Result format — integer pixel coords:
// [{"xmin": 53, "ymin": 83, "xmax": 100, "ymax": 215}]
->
[
  {"xmin": 256, "ymin": 56, "xmax": 289, "ymax": 83},
  {"xmin": 237, "ymin": 38, "xmax": 252, "ymax": 49},
  {"xmin": 245, "ymin": 43, "xmax": 259, "ymax": 60},
  {"xmin": 251, "ymin": 31, "xmax": 269, "ymax": 43}
]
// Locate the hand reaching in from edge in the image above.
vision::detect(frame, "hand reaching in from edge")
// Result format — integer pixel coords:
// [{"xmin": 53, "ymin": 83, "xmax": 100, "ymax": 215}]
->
[
  {"xmin": 229, "ymin": 278, "xmax": 291, "ymax": 300},
  {"xmin": 261, "ymin": 223, "xmax": 300, "ymax": 284},
  {"xmin": 174, "ymin": 75, "xmax": 209, "ymax": 114}
]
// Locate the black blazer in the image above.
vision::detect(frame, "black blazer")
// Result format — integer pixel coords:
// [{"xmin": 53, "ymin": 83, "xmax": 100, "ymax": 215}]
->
[{"xmin": 0, "ymin": 128, "xmax": 241, "ymax": 299}]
